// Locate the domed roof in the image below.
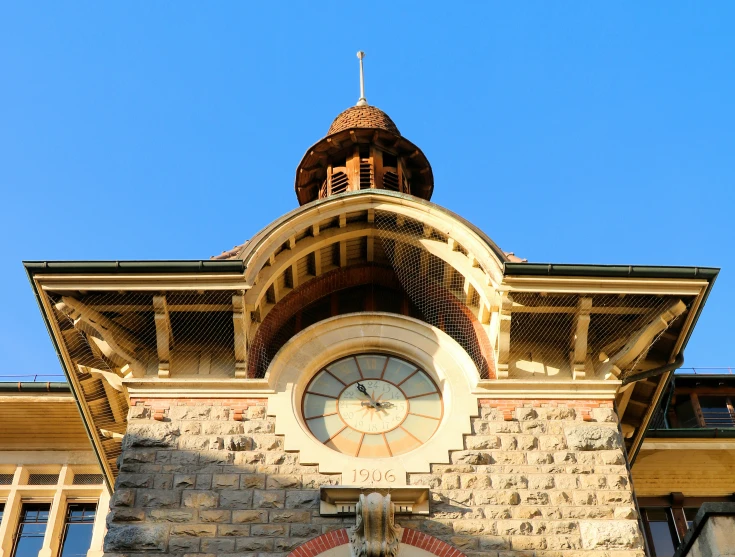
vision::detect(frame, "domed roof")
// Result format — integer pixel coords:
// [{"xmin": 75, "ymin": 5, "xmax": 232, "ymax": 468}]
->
[{"xmin": 327, "ymin": 105, "xmax": 400, "ymax": 136}]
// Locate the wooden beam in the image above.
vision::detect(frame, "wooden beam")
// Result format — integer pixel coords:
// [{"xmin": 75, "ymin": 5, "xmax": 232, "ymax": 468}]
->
[
  {"xmin": 55, "ymin": 296, "xmax": 146, "ymax": 377},
  {"xmin": 153, "ymin": 295, "xmax": 173, "ymax": 378},
  {"xmin": 598, "ymin": 299, "xmax": 687, "ymax": 379},
  {"xmin": 570, "ymin": 297, "xmax": 592, "ymax": 380},
  {"xmin": 233, "ymin": 292, "xmax": 248, "ymax": 378}
]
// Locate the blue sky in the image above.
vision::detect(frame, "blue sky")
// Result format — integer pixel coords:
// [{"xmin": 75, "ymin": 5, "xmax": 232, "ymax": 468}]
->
[{"xmin": 1, "ymin": 3, "xmax": 733, "ymax": 377}]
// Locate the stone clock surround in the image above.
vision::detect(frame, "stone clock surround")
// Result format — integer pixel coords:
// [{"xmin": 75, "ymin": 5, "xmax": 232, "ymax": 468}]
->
[
  {"xmin": 268, "ymin": 313, "xmax": 479, "ymax": 481},
  {"xmin": 105, "ymin": 312, "xmax": 645, "ymax": 556}
]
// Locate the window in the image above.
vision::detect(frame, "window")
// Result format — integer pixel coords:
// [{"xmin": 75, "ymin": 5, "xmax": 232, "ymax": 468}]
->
[
  {"xmin": 59, "ymin": 503, "xmax": 97, "ymax": 557},
  {"xmin": 0, "ymin": 502, "xmax": 5, "ymax": 522},
  {"xmin": 12, "ymin": 504, "xmax": 51, "ymax": 557},
  {"xmin": 641, "ymin": 508, "xmax": 678, "ymax": 557}
]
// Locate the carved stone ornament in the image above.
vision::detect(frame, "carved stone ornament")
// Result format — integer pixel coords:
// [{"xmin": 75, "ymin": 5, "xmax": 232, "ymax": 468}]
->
[{"xmin": 349, "ymin": 493, "xmax": 400, "ymax": 557}]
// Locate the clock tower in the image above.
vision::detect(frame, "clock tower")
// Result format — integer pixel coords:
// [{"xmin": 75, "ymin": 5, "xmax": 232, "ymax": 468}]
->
[{"xmin": 26, "ymin": 53, "xmax": 719, "ymax": 557}]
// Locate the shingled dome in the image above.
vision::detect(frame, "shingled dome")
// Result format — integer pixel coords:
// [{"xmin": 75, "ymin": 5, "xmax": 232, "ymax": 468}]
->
[
  {"xmin": 327, "ymin": 105, "xmax": 400, "ymax": 136},
  {"xmin": 295, "ymin": 104, "xmax": 433, "ymax": 205}
]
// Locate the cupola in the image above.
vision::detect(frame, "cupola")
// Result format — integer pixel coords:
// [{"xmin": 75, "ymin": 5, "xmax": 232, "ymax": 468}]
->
[{"xmin": 295, "ymin": 52, "xmax": 434, "ymax": 205}]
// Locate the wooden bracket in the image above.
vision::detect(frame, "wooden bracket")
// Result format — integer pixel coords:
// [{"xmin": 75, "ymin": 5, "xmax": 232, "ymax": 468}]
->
[
  {"xmin": 233, "ymin": 292, "xmax": 248, "ymax": 378},
  {"xmin": 570, "ymin": 297, "xmax": 592, "ymax": 380},
  {"xmin": 153, "ymin": 295, "xmax": 173, "ymax": 378}
]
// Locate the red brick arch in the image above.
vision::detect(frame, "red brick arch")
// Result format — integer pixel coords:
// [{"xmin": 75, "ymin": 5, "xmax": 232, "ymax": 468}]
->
[{"xmin": 287, "ymin": 528, "xmax": 467, "ymax": 557}]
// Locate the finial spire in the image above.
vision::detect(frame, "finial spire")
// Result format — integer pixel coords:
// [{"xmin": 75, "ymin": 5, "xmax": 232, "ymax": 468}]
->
[{"xmin": 356, "ymin": 51, "xmax": 368, "ymax": 106}]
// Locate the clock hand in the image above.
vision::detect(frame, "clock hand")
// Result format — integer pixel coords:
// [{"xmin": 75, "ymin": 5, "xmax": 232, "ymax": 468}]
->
[{"xmin": 356, "ymin": 383, "xmax": 377, "ymax": 408}]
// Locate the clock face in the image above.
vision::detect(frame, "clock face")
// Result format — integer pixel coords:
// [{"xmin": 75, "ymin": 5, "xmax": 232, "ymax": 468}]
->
[{"xmin": 302, "ymin": 354, "xmax": 443, "ymax": 458}]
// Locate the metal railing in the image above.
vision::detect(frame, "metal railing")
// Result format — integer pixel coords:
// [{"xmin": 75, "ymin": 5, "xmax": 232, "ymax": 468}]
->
[
  {"xmin": 0, "ymin": 374, "xmax": 67, "ymax": 382},
  {"xmin": 677, "ymin": 367, "xmax": 735, "ymax": 375}
]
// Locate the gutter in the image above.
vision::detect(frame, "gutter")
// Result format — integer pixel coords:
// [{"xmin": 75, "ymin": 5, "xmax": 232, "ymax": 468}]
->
[
  {"xmin": 622, "ymin": 354, "xmax": 685, "ymax": 386},
  {"xmin": 0, "ymin": 382, "xmax": 70, "ymax": 392},
  {"xmin": 24, "ymin": 260, "xmax": 245, "ymax": 275},
  {"xmin": 503, "ymin": 262, "xmax": 719, "ymax": 280}
]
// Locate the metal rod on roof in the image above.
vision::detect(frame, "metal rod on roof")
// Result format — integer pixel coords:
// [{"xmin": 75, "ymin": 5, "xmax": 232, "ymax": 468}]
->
[{"xmin": 357, "ymin": 51, "xmax": 367, "ymax": 106}]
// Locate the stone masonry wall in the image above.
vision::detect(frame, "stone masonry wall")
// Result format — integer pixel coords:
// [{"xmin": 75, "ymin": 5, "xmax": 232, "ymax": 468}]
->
[{"xmin": 104, "ymin": 397, "xmax": 645, "ymax": 557}]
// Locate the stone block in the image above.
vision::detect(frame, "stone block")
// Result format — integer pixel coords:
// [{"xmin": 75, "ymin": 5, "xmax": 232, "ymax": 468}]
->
[
  {"xmin": 252, "ymin": 524, "xmax": 289, "ymax": 537},
  {"xmin": 116, "ymin": 473, "xmax": 154, "ymax": 489},
  {"xmin": 225, "ymin": 435, "xmax": 253, "ymax": 451},
  {"xmin": 254, "ymin": 490, "xmax": 285, "ymax": 509},
  {"xmin": 179, "ymin": 421, "xmax": 202, "ymax": 435},
  {"xmin": 527, "ymin": 452, "xmax": 554, "ymax": 465},
  {"xmin": 478, "ymin": 536, "xmax": 509, "ymax": 550},
  {"xmin": 173, "ymin": 474, "xmax": 196, "ymax": 489},
  {"xmin": 565, "ymin": 425, "xmax": 621, "ymax": 451},
  {"xmin": 465, "ymin": 436, "xmax": 501, "ymax": 450},
  {"xmin": 251, "ymin": 435, "xmax": 282, "ymax": 450},
  {"xmin": 233, "ymin": 510, "xmax": 268, "ymax": 523},
  {"xmin": 195, "ymin": 474, "xmax": 213, "ymax": 489},
  {"xmin": 516, "ymin": 407, "xmax": 538, "ymax": 421},
  {"xmin": 200, "ymin": 537, "xmax": 236, "ymax": 553},
  {"xmin": 204, "ymin": 421, "xmax": 245, "ymax": 435},
  {"xmin": 123, "ymin": 423, "xmax": 180, "ymax": 448},
  {"xmin": 492, "ymin": 475, "xmax": 528, "ymax": 489},
  {"xmin": 450, "ymin": 536, "xmax": 480, "ymax": 550},
  {"xmin": 212, "ymin": 474, "xmax": 240, "ymax": 489},
  {"xmin": 121, "ymin": 449, "xmax": 157, "ymax": 464},
  {"xmin": 219, "ymin": 490, "xmax": 254, "ymax": 509},
  {"xmin": 520, "ymin": 491, "xmax": 550, "ymax": 505},
  {"xmin": 269, "ymin": 510, "xmax": 311, "ymax": 523},
  {"xmin": 453, "ymin": 520, "xmax": 493, "ymax": 535},
  {"xmin": 169, "ymin": 537, "xmax": 200, "ymax": 553},
  {"xmin": 108, "ymin": 508, "xmax": 145, "ymax": 522},
  {"xmin": 473, "ymin": 491, "xmax": 521, "ymax": 506},
  {"xmin": 591, "ymin": 408, "xmax": 617, "ymax": 422},
  {"xmin": 275, "ymin": 538, "xmax": 310, "ymax": 552},
  {"xmin": 240, "ymin": 474, "xmax": 267, "ymax": 489},
  {"xmin": 245, "ymin": 419, "xmax": 275, "ymax": 433},
  {"xmin": 128, "ymin": 405, "xmax": 151, "ymax": 420},
  {"xmin": 104, "ymin": 524, "xmax": 168, "ymax": 552},
  {"xmin": 111, "ymin": 489, "xmax": 135, "ymax": 507},
  {"xmin": 285, "ymin": 490, "xmax": 319, "ymax": 509},
  {"xmin": 266, "ymin": 475, "xmax": 302, "ymax": 489},
  {"xmin": 539, "ymin": 435, "xmax": 567, "ymax": 451},
  {"xmin": 236, "ymin": 537, "xmax": 275, "ymax": 552},
  {"xmin": 200, "ymin": 509, "xmax": 232, "ymax": 523},
  {"xmin": 579, "ymin": 520, "xmax": 642, "ymax": 549},
  {"xmin": 170, "ymin": 524, "xmax": 217, "ymax": 537},
  {"xmin": 154, "ymin": 474, "xmax": 173, "ymax": 490},
  {"xmin": 460, "ymin": 474, "xmax": 492, "ymax": 489},
  {"xmin": 301, "ymin": 474, "xmax": 340, "ymax": 489},
  {"xmin": 137, "ymin": 489, "xmax": 181, "ymax": 508},
  {"xmin": 496, "ymin": 520, "xmax": 533, "ymax": 535},
  {"xmin": 511, "ymin": 535, "xmax": 547, "ymax": 550},
  {"xmin": 545, "ymin": 535, "xmax": 582, "ymax": 550},
  {"xmin": 290, "ymin": 524, "xmax": 321, "ymax": 538},
  {"xmin": 182, "ymin": 490, "xmax": 218, "ymax": 509},
  {"xmin": 169, "ymin": 406, "xmax": 211, "ymax": 420},
  {"xmin": 218, "ymin": 524, "xmax": 251, "ymax": 536},
  {"xmin": 148, "ymin": 510, "xmax": 196, "ymax": 523},
  {"xmin": 452, "ymin": 450, "xmax": 492, "ymax": 465},
  {"xmin": 544, "ymin": 407, "xmax": 576, "ymax": 420}
]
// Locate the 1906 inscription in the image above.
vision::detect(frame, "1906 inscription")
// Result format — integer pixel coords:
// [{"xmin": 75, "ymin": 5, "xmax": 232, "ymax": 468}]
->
[{"xmin": 351, "ymin": 468, "xmax": 397, "ymax": 484}]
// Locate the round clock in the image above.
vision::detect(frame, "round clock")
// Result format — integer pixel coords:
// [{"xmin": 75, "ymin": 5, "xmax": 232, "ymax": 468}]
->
[{"xmin": 302, "ymin": 354, "xmax": 443, "ymax": 458}]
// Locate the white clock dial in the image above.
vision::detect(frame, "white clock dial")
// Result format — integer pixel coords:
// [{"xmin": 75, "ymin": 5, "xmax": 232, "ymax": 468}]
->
[{"xmin": 302, "ymin": 354, "xmax": 443, "ymax": 457}]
